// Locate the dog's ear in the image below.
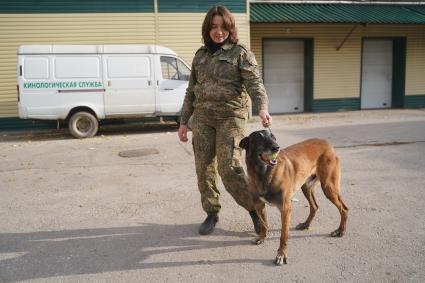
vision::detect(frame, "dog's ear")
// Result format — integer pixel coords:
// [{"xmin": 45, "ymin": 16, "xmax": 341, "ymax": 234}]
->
[{"xmin": 239, "ymin": 137, "xmax": 249, "ymax": 150}]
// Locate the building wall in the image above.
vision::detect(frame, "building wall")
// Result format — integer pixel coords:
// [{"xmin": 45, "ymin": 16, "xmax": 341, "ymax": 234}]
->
[
  {"xmin": 156, "ymin": 13, "xmax": 250, "ymax": 66},
  {"xmin": 156, "ymin": 0, "xmax": 250, "ymax": 64},
  {"xmin": 405, "ymin": 29, "xmax": 425, "ymax": 96},
  {"xmin": 0, "ymin": 0, "xmax": 249, "ymax": 119},
  {"xmin": 0, "ymin": 13, "xmax": 156, "ymax": 118},
  {"xmin": 251, "ymin": 23, "xmax": 425, "ymax": 102},
  {"xmin": 0, "ymin": 1, "xmax": 423, "ymax": 121}
]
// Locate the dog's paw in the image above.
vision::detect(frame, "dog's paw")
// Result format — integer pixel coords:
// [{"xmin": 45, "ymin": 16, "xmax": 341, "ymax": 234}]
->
[
  {"xmin": 252, "ymin": 237, "xmax": 265, "ymax": 245},
  {"xmin": 330, "ymin": 229, "xmax": 345, "ymax": 237},
  {"xmin": 295, "ymin": 222, "xmax": 310, "ymax": 230},
  {"xmin": 275, "ymin": 255, "xmax": 287, "ymax": 265}
]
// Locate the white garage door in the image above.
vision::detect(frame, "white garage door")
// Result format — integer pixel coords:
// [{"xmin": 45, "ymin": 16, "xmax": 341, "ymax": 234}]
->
[
  {"xmin": 263, "ymin": 40, "xmax": 304, "ymax": 113},
  {"xmin": 361, "ymin": 39, "xmax": 393, "ymax": 109}
]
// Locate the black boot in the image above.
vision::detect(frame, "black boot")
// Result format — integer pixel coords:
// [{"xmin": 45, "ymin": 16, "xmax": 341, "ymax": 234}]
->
[
  {"xmin": 249, "ymin": 210, "xmax": 261, "ymax": 235},
  {"xmin": 198, "ymin": 214, "xmax": 218, "ymax": 235}
]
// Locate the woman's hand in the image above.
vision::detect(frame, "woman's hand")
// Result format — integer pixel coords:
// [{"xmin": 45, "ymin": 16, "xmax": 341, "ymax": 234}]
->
[
  {"xmin": 178, "ymin": 124, "xmax": 189, "ymax": 142},
  {"xmin": 259, "ymin": 110, "xmax": 272, "ymax": 127}
]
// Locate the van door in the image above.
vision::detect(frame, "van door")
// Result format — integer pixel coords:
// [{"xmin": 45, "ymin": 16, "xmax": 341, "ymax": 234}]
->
[
  {"xmin": 18, "ymin": 55, "xmax": 54, "ymax": 118},
  {"xmin": 157, "ymin": 56, "xmax": 190, "ymax": 115},
  {"xmin": 103, "ymin": 54, "xmax": 155, "ymax": 115}
]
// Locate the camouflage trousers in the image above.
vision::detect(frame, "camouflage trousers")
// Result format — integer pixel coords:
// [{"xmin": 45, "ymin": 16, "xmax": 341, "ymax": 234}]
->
[{"xmin": 191, "ymin": 113, "xmax": 255, "ymax": 214}]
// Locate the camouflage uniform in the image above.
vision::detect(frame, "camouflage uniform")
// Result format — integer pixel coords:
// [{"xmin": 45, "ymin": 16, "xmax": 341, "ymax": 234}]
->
[{"xmin": 180, "ymin": 42, "xmax": 268, "ymax": 214}]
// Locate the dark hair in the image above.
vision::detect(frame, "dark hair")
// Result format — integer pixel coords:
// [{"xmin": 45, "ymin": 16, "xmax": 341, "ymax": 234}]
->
[{"xmin": 202, "ymin": 5, "xmax": 238, "ymax": 46}]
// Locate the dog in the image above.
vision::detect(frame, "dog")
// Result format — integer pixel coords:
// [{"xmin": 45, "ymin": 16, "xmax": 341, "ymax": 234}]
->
[{"xmin": 239, "ymin": 130, "xmax": 348, "ymax": 265}]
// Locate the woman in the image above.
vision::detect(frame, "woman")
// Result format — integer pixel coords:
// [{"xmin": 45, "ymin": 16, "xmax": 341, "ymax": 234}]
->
[{"xmin": 178, "ymin": 5, "xmax": 272, "ymax": 235}]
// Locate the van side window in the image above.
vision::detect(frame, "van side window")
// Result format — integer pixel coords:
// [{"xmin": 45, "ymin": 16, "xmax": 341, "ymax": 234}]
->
[
  {"xmin": 107, "ymin": 56, "xmax": 151, "ymax": 78},
  {"xmin": 24, "ymin": 57, "xmax": 49, "ymax": 79},
  {"xmin": 160, "ymin": 56, "xmax": 190, "ymax": 81},
  {"xmin": 55, "ymin": 56, "xmax": 100, "ymax": 78}
]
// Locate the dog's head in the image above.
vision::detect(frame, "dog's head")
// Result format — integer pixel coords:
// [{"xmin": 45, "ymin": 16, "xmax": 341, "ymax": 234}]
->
[{"xmin": 239, "ymin": 130, "xmax": 280, "ymax": 166}]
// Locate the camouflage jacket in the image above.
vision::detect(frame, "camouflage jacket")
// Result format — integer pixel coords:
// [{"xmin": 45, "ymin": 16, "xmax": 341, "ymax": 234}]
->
[{"xmin": 180, "ymin": 42, "xmax": 268, "ymax": 125}]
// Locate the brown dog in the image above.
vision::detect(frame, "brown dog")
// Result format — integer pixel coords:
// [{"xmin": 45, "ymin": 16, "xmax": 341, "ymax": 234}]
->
[{"xmin": 239, "ymin": 130, "xmax": 348, "ymax": 265}]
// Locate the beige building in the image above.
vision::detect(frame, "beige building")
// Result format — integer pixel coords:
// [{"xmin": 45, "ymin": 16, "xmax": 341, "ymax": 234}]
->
[
  {"xmin": 0, "ymin": 0, "xmax": 250, "ymax": 130},
  {"xmin": 250, "ymin": 1, "xmax": 425, "ymax": 113}
]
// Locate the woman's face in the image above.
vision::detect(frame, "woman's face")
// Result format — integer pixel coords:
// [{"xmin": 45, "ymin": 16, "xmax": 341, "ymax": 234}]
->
[{"xmin": 209, "ymin": 15, "xmax": 229, "ymax": 44}]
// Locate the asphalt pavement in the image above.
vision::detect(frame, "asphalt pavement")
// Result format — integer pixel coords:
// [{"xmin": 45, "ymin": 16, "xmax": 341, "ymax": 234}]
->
[{"xmin": 0, "ymin": 109, "xmax": 424, "ymax": 282}]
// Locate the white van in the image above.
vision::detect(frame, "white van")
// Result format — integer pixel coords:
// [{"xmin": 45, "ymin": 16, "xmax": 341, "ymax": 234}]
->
[{"xmin": 17, "ymin": 44, "xmax": 190, "ymax": 138}]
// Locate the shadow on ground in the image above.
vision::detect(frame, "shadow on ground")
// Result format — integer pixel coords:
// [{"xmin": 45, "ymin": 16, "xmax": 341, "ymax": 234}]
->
[
  {"xmin": 0, "ymin": 123, "xmax": 179, "ymax": 142},
  {"xmin": 0, "ymin": 224, "xmax": 254, "ymax": 282},
  {"xmin": 0, "ymin": 223, "xmax": 332, "ymax": 282}
]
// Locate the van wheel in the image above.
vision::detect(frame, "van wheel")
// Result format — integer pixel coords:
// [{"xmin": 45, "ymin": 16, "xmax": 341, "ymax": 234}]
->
[{"xmin": 68, "ymin": 111, "xmax": 98, "ymax": 138}]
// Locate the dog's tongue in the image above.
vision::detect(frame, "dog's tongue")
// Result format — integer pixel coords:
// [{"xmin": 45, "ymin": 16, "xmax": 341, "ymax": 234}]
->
[{"xmin": 260, "ymin": 153, "xmax": 269, "ymax": 162}]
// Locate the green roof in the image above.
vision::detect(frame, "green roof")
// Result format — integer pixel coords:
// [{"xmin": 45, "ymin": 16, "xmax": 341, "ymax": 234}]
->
[{"xmin": 250, "ymin": 3, "xmax": 425, "ymax": 24}]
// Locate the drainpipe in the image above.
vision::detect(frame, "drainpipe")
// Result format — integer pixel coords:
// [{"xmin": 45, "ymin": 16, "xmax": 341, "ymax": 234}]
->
[{"xmin": 154, "ymin": 0, "xmax": 158, "ymax": 45}]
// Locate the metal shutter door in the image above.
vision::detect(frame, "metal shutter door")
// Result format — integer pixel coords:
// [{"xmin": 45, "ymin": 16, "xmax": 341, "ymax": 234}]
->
[
  {"xmin": 361, "ymin": 39, "xmax": 393, "ymax": 109},
  {"xmin": 263, "ymin": 40, "xmax": 304, "ymax": 113}
]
